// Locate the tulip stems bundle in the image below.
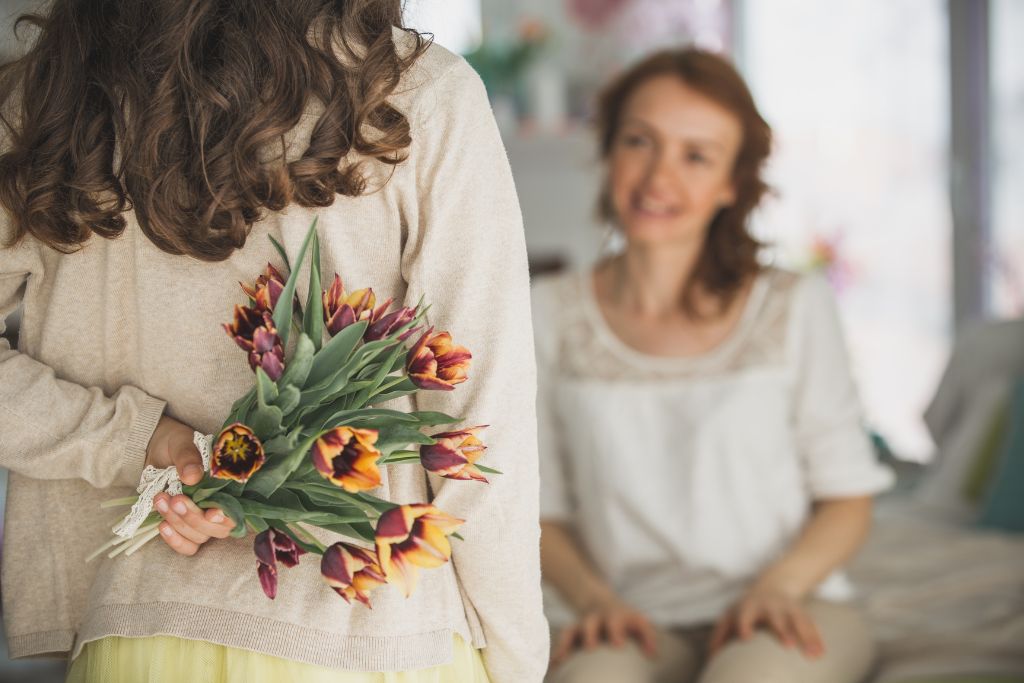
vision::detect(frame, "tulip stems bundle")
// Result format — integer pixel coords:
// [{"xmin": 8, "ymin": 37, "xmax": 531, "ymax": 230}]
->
[{"xmin": 98, "ymin": 218, "xmax": 495, "ymax": 606}]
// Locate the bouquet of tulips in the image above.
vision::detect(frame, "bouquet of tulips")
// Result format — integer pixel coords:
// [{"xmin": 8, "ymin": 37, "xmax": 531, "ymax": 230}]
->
[{"xmin": 91, "ymin": 218, "xmax": 493, "ymax": 607}]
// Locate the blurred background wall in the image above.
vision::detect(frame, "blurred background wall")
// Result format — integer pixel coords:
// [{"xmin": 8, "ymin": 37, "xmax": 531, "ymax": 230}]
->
[{"xmin": 403, "ymin": 0, "xmax": 1024, "ymax": 463}]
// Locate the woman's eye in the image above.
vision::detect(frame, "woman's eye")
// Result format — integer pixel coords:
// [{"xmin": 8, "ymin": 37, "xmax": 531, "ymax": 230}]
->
[
  {"xmin": 622, "ymin": 134, "xmax": 648, "ymax": 147},
  {"xmin": 686, "ymin": 151, "xmax": 709, "ymax": 165}
]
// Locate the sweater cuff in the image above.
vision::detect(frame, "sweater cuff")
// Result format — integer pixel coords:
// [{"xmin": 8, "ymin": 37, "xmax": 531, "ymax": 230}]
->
[{"xmin": 118, "ymin": 395, "xmax": 167, "ymax": 487}]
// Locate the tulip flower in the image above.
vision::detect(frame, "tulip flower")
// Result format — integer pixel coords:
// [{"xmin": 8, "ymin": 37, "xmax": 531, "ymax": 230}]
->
[
  {"xmin": 240, "ymin": 263, "xmax": 287, "ymax": 313},
  {"xmin": 420, "ymin": 427, "xmax": 488, "ymax": 482},
  {"xmin": 406, "ymin": 329, "xmax": 471, "ymax": 391},
  {"xmin": 321, "ymin": 542, "xmax": 387, "ymax": 607},
  {"xmin": 311, "ymin": 427, "xmax": 382, "ymax": 493},
  {"xmin": 375, "ymin": 504, "xmax": 464, "ymax": 597},
  {"xmin": 223, "ymin": 304, "xmax": 286, "ymax": 381},
  {"xmin": 323, "ymin": 274, "xmax": 375, "ymax": 336},
  {"xmin": 211, "ymin": 423, "xmax": 266, "ymax": 482},
  {"xmin": 254, "ymin": 529, "xmax": 307, "ymax": 600},
  {"xmin": 364, "ymin": 299, "xmax": 418, "ymax": 342}
]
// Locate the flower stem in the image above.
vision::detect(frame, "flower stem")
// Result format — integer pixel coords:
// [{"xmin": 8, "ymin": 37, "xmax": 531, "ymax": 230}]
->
[
  {"xmin": 289, "ymin": 524, "xmax": 327, "ymax": 553},
  {"xmin": 123, "ymin": 527, "xmax": 162, "ymax": 557},
  {"xmin": 106, "ymin": 521, "xmax": 161, "ymax": 559}
]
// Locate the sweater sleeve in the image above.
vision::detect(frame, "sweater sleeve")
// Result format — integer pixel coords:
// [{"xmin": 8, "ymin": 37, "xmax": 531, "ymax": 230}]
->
[
  {"xmin": 0, "ymin": 234, "xmax": 167, "ymax": 490},
  {"xmin": 789, "ymin": 274, "xmax": 894, "ymax": 499},
  {"xmin": 401, "ymin": 58, "xmax": 549, "ymax": 683}
]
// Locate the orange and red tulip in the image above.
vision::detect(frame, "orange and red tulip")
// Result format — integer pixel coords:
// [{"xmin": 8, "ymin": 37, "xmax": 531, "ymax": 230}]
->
[
  {"xmin": 211, "ymin": 423, "xmax": 266, "ymax": 482},
  {"xmin": 311, "ymin": 426, "xmax": 382, "ymax": 493},
  {"xmin": 374, "ymin": 504, "xmax": 464, "ymax": 597},
  {"xmin": 323, "ymin": 274, "xmax": 375, "ymax": 336},
  {"xmin": 321, "ymin": 542, "xmax": 387, "ymax": 607},
  {"xmin": 240, "ymin": 263, "xmax": 287, "ymax": 314},
  {"xmin": 420, "ymin": 427, "xmax": 488, "ymax": 482},
  {"xmin": 254, "ymin": 529, "xmax": 306, "ymax": 599},
  {"xmin": 223, "ymin": 305, "xmax": 286, "ymax": 380},
  {"xmin": 406, "ymin": 329, "xmax": 471, "ymax": 391}
]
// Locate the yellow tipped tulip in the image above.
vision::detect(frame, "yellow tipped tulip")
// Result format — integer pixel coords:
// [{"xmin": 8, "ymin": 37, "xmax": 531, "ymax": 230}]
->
[
  {"xmin": 211, "ymin": 423, "xmax": 266, "ymax": 482},
  {"xmin": 374, "ymin": 504, "xmax": 463, "ymax": 597},
  {"xmin": 311, "ymin": 427, "xmax": 382, "ymax": 493}
]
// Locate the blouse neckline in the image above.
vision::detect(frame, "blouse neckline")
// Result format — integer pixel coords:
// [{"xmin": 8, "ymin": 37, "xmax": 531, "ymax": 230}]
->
[{"xmin": 577, "ymin": 266, "xmax": 772, "ymax": 372}]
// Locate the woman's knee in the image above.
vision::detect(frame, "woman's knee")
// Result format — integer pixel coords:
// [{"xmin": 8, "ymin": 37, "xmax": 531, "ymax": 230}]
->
[
  {"xmin": 546, "ymin": 641, "xmax": 654, "ymax": 683},
  {"xmin": 698, "ymin": 601, "xmax": 876, "ymax": 683}
]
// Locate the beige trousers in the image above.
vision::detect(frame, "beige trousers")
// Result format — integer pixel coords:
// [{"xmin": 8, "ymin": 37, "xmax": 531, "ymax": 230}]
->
[{"xmin": 546, "ymin": 601, "xmax": 876, "ymax": 683}]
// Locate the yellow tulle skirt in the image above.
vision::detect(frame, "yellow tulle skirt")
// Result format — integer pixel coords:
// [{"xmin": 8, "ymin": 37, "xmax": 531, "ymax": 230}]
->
[{"xmin": 66, "ymin": 633, "xmax": 491, "ymax": 683}]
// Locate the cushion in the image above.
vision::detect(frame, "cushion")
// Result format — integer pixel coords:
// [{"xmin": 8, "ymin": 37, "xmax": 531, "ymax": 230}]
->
[{"xmin": 977, "ymin": 379, "xmax": 1024, "ymax": 532}]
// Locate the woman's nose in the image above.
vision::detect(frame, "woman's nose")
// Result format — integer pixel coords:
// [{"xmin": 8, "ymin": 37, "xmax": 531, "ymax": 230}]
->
[{"xmin": 641, "ymin": 151, "xmax": 684, "ymax": 200}]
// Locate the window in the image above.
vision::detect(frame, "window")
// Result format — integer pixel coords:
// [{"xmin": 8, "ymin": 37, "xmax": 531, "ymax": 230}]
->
[
  {"xmin": 989, "ymin": 0, "xmax": 1024, "ymax": 317},
  {"xmin": 739, "ymin": 0, "xmax": 951, "ymax": 459},
  {"xmin": 402, "ymin": 0, "xmax": 482, "ymax": 56}
]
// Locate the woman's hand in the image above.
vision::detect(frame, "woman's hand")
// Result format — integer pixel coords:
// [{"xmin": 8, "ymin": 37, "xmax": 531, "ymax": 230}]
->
[
  {"xmin": 145, "ymin": 415, "xmax": 235, "ymax": 556},
  {"xmin": 551, "ymin": 596, "xmax": 659, "ymax": 667},
  {"xmin": 708, "ymin": 583, "xmax": 824, "ymax": 660}
]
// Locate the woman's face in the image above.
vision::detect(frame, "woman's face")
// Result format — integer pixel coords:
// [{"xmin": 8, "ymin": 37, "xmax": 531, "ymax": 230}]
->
[{"xmin": 607, "ymin": 75, "xmax": 743, "ymax": 248}]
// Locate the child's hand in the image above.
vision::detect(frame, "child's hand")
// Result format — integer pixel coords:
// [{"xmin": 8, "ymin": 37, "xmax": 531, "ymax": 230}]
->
[{"xmin": 145, "ymin": 415, "xmax": 235, "ymax": 556}]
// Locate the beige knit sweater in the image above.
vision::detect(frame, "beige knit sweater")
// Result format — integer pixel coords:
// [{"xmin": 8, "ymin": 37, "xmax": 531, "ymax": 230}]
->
[{"xmin": 0, "ymin": 34, "xmax": 548, "ymax": 682}]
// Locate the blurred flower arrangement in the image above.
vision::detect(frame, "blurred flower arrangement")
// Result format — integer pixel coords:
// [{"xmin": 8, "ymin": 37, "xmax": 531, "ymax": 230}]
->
[
  {"xmin": 91, "ymin": 218, "xmax": 495, "ymax": 607},
  {"xmin": 464, "ymin": 18, "xmax": 549, "ymax": 99},
  {"xmin": 806, "ymin": 231, "xmax": 856, "ymax": 294}
]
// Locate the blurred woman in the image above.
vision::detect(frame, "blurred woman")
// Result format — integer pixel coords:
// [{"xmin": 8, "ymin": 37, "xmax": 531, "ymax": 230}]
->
[
  {"xmin": 534, "ymin": 48, "xmax": 892, "ymax": 683},
  {"xmin": 0, "ymin": 2, "xmax": 546, "ymax": 681}
]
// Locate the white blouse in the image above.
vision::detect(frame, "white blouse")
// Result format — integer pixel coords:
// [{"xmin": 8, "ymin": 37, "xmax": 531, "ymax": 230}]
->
[{"xmin": 534, "ymin": 267, "xmax": 893, "ymax": 627}]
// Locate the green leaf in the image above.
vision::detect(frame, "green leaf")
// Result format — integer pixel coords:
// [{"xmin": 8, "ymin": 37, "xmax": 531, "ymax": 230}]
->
[
  {"xmin": 224, "ymin": 390, "xmax": 257, "ymax": 428},
  {"xmin": 352, "ymin": 492, "xmax": 399, "ymax": 514},
  {"xmin": 317, "ymin": 521, "xmax": 376, "ymax": 543},
  {"xmin": 279, "ymin": 334, "xmax": 315, "ymax": 390},
  {"xmin": 410, "ymin": 411, "xmax": 463, "ymax": 426},
  {"xmin": 183, "ymin": 476, "xmax": 232, "ymax": 503},
  {"xmin": 200, "ymin": 493, "xmax": 248, "ymax": 538},
  {"xmin": 312, "ymin": 407, "xmax": 421, "ymax": 433},
  {"xmin": 236, "ymin": 496, "xmax": 369, "ymax": 527},
  {"xmin": 379, "ymin": 450, "xmax": 421, "ymax": 465},
  {"xmin": 474, "ymin": 463, "xmax": 504, "ymax": 475},
  {"xmin": 297, "ymin": 378, "xmax": 372, "ymax": 416},
  {"xmin": 244, "ymin": 432, "xmax": 320, "ymax": 498},
  {"xmin": 369, "ymin": 377, "xmax": 418, "ymax": 406},
  {"xmin": 305, "ymin": 320, "xmax": 368, "ymax": 389},
  {"xmin": 246, "ymin": 516, "xmax": 270, "ymax": 534},
  {"xmin": 274, "ymin": 385, "xmax": 301, "ymax": 415},
  {"xmin": 302, "ymin": 230, "xmax": 324, "ymax": 351},
  {"xmin": 273, "ymin": 216, "xmax": 318, "ymax": 349},
  {"xmin": 375, "ymin": 424, "xmax": 436, "ymax": 454},
  {"xmin": 267, "ymin": 234, "xmax": 291, "ymax": 273},
  {"xmin": 263, "ymin": 429, "xmax": 301, "ymax": 457},
  {"xmin": 290, "ymin": 487, "xmax": 365, "ymax": 515},
  {"xmin": 350, "ymin": 343, "xmax": 407, "ymax": 407},
  {"xmin": 248, "ymin": 403, "xmax": 284, "ymax": 441},
  {"xmin": 256, "ymin": 367, "xmax": 279, "ymax": 404}
]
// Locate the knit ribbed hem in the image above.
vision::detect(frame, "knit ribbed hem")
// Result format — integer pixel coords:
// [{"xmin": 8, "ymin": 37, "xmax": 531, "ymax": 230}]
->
[
  {"xmin": 71, "ymin": 602, "xmax": 471, "ymax": 672},
  {"xmin": 118, "ymin": 395, "xmax": 167, "ymax": 487},
  {"xmin": 7, "ymin": 628, "xmax": 75, "ymax": 659}
]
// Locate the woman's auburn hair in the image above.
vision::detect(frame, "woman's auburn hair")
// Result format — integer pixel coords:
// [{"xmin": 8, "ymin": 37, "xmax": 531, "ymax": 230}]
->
[
  {"xmin": 595, "ymin": 48, "xmax": 773, "ymax": 316},
  {"xmin": 0, "ymin": 0, "xmax": 428, "ymax": 261}
]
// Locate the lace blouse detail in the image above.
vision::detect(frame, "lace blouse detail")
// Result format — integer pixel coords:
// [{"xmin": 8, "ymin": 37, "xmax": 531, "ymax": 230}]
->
[{"xmin": 540, "ymin": 267, "xmax": 800, "ymax": 383}]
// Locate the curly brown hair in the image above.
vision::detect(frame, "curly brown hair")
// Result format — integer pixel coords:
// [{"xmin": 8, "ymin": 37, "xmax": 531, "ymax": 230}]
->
[
  {"xmin": 595, "ymin": 48, "xmax": 772, "ymax": 316},
  {"xmin": 0, "ymin": 0, "xmax": 428, "ymax": 261}
]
